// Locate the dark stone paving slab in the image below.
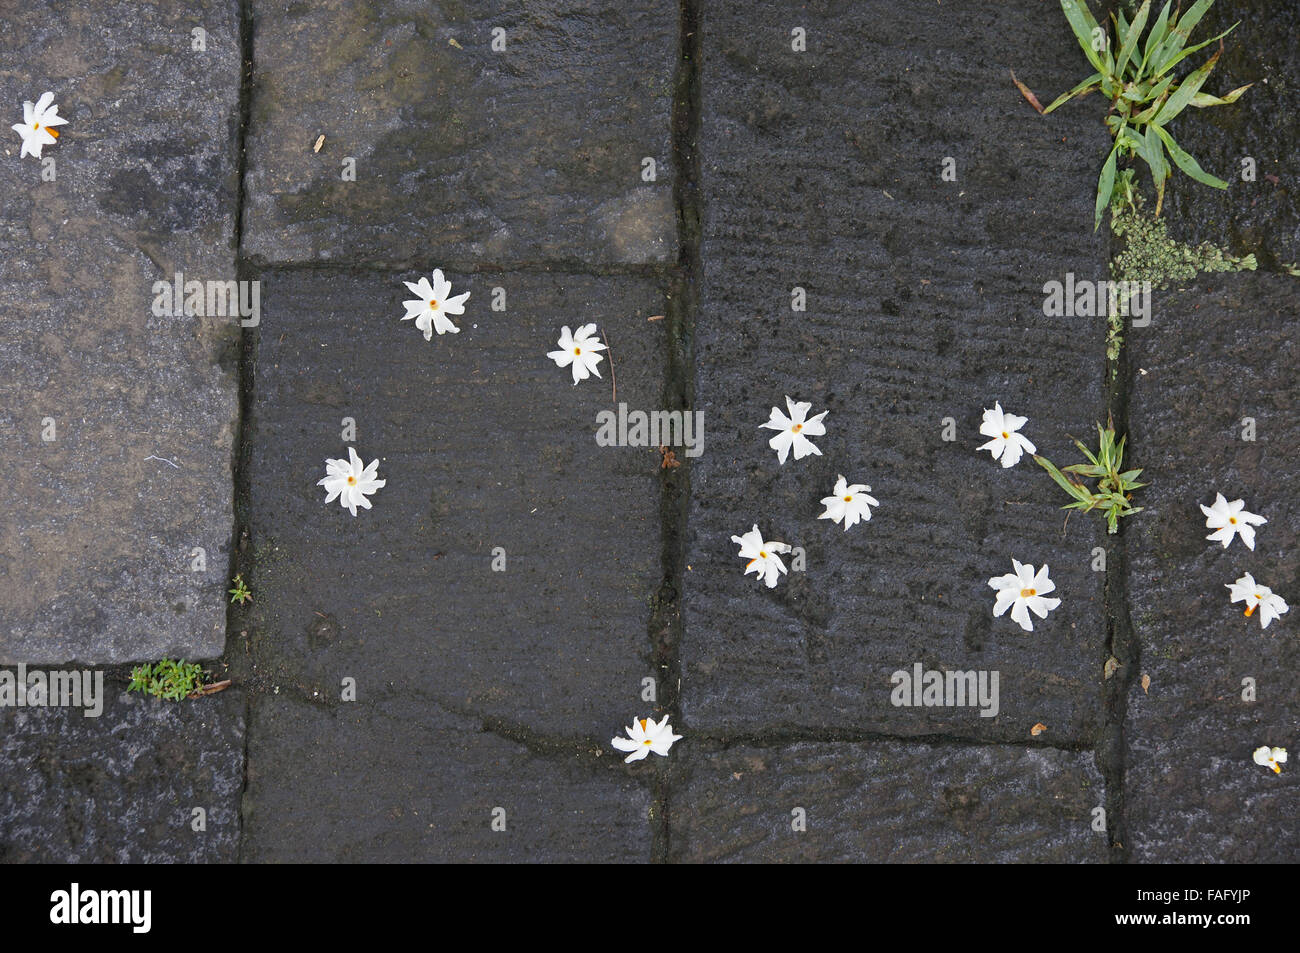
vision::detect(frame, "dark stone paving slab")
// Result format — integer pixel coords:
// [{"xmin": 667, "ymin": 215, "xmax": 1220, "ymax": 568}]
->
[
  {"xmin": 681, "ymin": 1, "xmax": 1112, "ymax": 743},
  {"xmin": 242, "ymin": 693, "xmax": 650, "ymax": 862},
  {"xmin": 0, "ymin": 1, "xmax": 242, "ymax": 662},
  {"xmin": 1161, "ymin": 0, "xmax": 1300, "ymax": 269},
  {"xmin": 0, "ymin": 677, "xmax": 243, "ymax": 863},
  {"xmin": 670, "ymin": 740, "xmax": 1107, "ymax": 863},
  {"xmin": 1124, "ymin": 274, "xmax": 1300, "ymax": 863},
  {"xmin": 245, "ymin": 269, "xmax": 667, "ymax": 737},
  {"xmin": 242, "ymin": 0, "xmax": 676, "ymax": 266}
]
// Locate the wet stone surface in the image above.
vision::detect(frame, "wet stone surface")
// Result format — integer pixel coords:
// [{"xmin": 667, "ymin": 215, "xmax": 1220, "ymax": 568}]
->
[
  {"xmin": 1123, "ymin": 274, "xmax": 1300, "ymax": 863},
  {"xmin": 0, "ymin": 680, "xmax": 243, "ymax": 863},
  {"xmin": 242, "ymin": 693, "xmax": 651, "ymax": 862},
  {"xmin": 1160, "ymin": 0, "xmax": 1300, "ymax": 270},
  {"xmin": 669, "ymin": 740, "xmax": 1107, "ymax": 863},
  {"xmin": 243, "ymin": 268, "xmax": 668, "ymax": 737},
  {"xmin": 241, "ymin": 0, "xmax": 677, "ymax": 266},
  {"xmin": 0, "ymin": 0, "xmax": 242, "ymax": 663},
  {"xmin": 681, "ymin": 0, "xmax": 1112, "ymax": 744}
]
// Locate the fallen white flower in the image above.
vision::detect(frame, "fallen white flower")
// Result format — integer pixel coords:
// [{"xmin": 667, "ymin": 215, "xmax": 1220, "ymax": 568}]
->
[
  {"xmin": 318, "ymin": 446, "xmax": 386, "ymax": 516},
  {"xmin": 818, "ymin": 474, "xmax": 879, "ymax": 531},
  {"xmin": 1252, "ymin": 745, "xmax": 1287, "ymax": 774},
  {"xmin": 547, "ymin": 323, "xmax": 606, "ymax": 385},
  {"xmin": 760, "ymin": 396, "xmax": 827, "ymax": 464},
  {"xmin": 988, "ymin": 559, "xmax": 1061, "ymax": 632},
  {"xmin": 1226, "ymin": 573, "xmax": 1289, "ymax": 629},
  {"xmin": 978, "ymin": 402, "xmax": 1036, "ymax": 468},
  {"xmin": 1200, "ymin": 493, "xmax": 1267, "ymax": 551},
  {"xmin": 402, "ymin": 269, "xmax": 469, "ymax": 339},
  {"xmin": 611, "ymin": 715, "xmax": 682, "ymax": 762},
  {"xmin": 731, "ymin": 524, "xmax": 791, "ymax": 589},
  {"xmin": 11, "ymin": 91, "xmax": 67, "ymax": 159}
]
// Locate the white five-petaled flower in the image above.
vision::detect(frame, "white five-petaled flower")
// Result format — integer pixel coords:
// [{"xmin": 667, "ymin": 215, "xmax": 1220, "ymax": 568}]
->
[
  {"xmin": 731, "ymin": 524, "xmax": 792, "ymax": 589},
  {"xmin": 1252, "ymin": 746, "xmax": 1288, "ymax": 775},
  {"xmin": 547, "ymin": 323, "xmax": 606, "ymax": 385},
  {"xmin": 818, "ymin": 474, "xmax": 879, "ymax": 531},
  {"xmin": 1225, "ymin": 573, "xmax": 1289, "ymax": 630},
  {"xmin": 317, "ymin": 446, "xmax": 386, "ymax": 516},
  {"xmin": 12, "ymin": 92, "xmax": 67, "ymax": 159},
  {"xmin": 761, "ymin": 396, "xmax": 827, "ymax": 464},
  {"xmin": 401, "ymin": 270, "xmax": 469, "ymax": 339},
  {"xmin": 978, "ymin": 402, "xmax": 1036, "ymax": 468},
  {"xmin": 988, "ymin": 559, "xmax": 1061, "ymax": 632},
  {"xmin": 611, "ymin": 715, "xmax": 682, "ymax": 763},
  {"xmin": 1200, "ymin": 493, "xmax": 1267, "ymax": 551}
]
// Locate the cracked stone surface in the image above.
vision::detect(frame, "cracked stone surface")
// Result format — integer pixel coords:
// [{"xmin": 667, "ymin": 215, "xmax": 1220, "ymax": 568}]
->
[
  {"xmin": 241, "ymin": 0, "xmax": 677, "ymax": 266},
  {"xmin": 243, "ymin": 269, "xmax": 667, "ymax": 737},
  {"xmin": 242, "ymin": 693, "xmax": 651, "ymax": 862},
  {"xmin": 0, "ymin": 682, "xmax": 243, "ymax": 863},
  {"xmin": 0, "ymin": 0, "xmax": 242, "ymax": 663},
  {"xmin": 680, "ymin": 0, "xmax": 1111, "ymax": 744},
  {"xmin": 669, "ymin": 740, "xmax": 1107, "ymax": 863},
  {"xmin": 1123, "ymin": 274, "xmax": 1300, "ymax": 863}
]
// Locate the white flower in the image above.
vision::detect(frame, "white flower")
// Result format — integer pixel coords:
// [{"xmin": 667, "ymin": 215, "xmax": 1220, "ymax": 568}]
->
[
  {"xmin": 611, "ymin": 715, "xmax": 682, "ymax": 763},
  {"xmin": 317, "ymin": 446, "xmax": 386, "ymax": 516},
  {"xmin": 818, "ymin": 474, "xmax": 879, "ymax": 531},
  {"xmin": 401, "ymin": 270, "xmax": 469, "ymax": 339},
  {"xmin": 1252, "ymin": 746, "xmax": 1288, "ymax": 775},
  {"xmin": 1200, "ymin": 493, "xmax": 1267, "ymax": 551},
  {"xmin": 547, "ymin": 323, "xmax": 606, "ymax": 385},
  {"xmin": 1225, "ymin": 573, "xmax": 1289, "ymax": 629},
  {"xmin": 731, "ymin": 524, "xmax": 791, "ymax": 589},
  {"xmin": 760, "ymin": 396, "xmax": 827, "ymax": 464},
  {"xmin": 988, "ymin": 559, "xmax": 1061, "ymax": 632},
  {"xmin": 11, "ymin": 92, "xmax": 67, "ymax": 159},
  {"xmin": 978, "ymin": 402, "xmax": 1036, "ymax": 468}
]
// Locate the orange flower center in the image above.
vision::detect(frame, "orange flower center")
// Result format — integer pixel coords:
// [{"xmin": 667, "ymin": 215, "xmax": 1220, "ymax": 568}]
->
[
  {"xmin": 1001, "ymin": 431, "xmax": 1009, "ymax": 439},
  {"xmin": 843, "ymin": 495, "xmax": 853, "ymax": 502},
  {"xmin": 1020, "ymin": 588, "xmax": 1036, "ymax": 598},
  {"xmin": 428, "ymin": 300, "xmax": 438, "ymax": 309},
  {"xmin": 346, "ymin": 476, "xmax": 356, "ymax": 486},
  {"xmin": 1229, "ymin": 517, "xmax": 1238, "ymax": 525},
  {"xmin": 792, "ymin": 424, "xmax": 802, "ymax": 433},
  {"xmin": 574, "ymin": 347, "xmax": 581, "ymax": 355}
]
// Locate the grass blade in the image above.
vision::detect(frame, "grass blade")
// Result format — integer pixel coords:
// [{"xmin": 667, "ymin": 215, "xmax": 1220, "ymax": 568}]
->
[{"xmin": 1154, "ymin": 125, "xmax": 1228, "ymax": 188}]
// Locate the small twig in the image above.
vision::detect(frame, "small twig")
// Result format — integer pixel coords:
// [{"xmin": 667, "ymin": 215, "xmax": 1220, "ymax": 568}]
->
[
  {"xmin": 1010, "ymin": 69, "xmax": 1045, "ymax": 114},
  {"xmin": 188, "ymin": 679, "xmax": 231, "ymax": 698},
  {"xmin": 602, "ymin": 329, "xmax": 617, "ymax": 403},
  {"xmin": 647, "ymin": 314, "xmax": 664, "ymax": 321},
  {"xmin": 144, "ymin": 455, "xmax": 180, "ymax": 469}
]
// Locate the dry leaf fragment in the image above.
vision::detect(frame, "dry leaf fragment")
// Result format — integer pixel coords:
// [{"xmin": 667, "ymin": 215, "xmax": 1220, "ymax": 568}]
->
[
  {"xmin": 1141, "ymin": 673, "xmax": 1151, "ymax": 694},
  {"xmin": 448, "ymin": 37, "xmax": 463, "ymax": 49},
  {"xmin": 313, "ymin": 134, "xmax": 325, "ymax": 153},
  {"xmin": 1103, "ymin": 656, "xmax": 1119, "ymax": 680},
  {"xmin": 1031, "ymin": 723, "xmax": 1047, "ymax": 736},
  {"xmin": 1010, "ymin": 69, "xmax": 1045, "ymax": 114}
]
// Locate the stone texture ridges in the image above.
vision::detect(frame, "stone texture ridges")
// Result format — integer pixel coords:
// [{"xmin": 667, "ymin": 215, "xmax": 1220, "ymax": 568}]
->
[
  {"xmin": 669, "ymin": 740, "xmax": 1108, "ymax": 863},
  {"xmin": 1123, "ymin": 274, "xmax": 1300, "ymax": 863},
  {"xmin": 681, "ymin": 0, "xmax": 1112, "ymax": 743}
]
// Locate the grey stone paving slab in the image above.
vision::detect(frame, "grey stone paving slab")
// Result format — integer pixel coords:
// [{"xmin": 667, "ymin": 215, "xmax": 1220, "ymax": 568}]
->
[
  {"xmin": 245, "ymin": 269, "xmax": 667, "ymax": 737},
  {"xmin": 0, "ymin": 1, "xmax": 242, "ymax": 663},
  {"xmin": 1124, "ymin": 274, "xmax": 1300, "ymax": 863},
  {"xmin": 242, "ymin": 693, "xmax": 651, "ymax": 862},
  {"xmin": 669, "ymin": 740, "xmax": 1107, "ymax": 863},
  {"xmin": 242, "ymin": 0, "xmax": 676, "ymax": 266},
  {"xmin": 1161, "ymin": 0, "xmax": 1300, "ymax": 269},
  {"xmin": 0, "ymin": 676, "xmax": 243, "ymax": 863},
  {"xmin": 681, "ymin": 1, "xmax": 1112, "ymax": 743}
]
